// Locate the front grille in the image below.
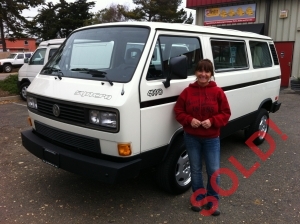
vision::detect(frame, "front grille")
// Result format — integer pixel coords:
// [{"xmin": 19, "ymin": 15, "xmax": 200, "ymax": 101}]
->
[
  {"xmin": 35, "ymin": 121, "xmax": 101, "ymax": 153},
  {"xmin": 37, "ymin": 98, "xmax": 85, "ymax": 123},
  {"xmin": 28, "ymin": 94, "xmax": 119, "ymax": 133}
]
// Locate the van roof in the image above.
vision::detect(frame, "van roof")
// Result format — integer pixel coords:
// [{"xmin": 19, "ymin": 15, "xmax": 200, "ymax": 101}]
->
[
  {"xmin": 39, "ymin": 38, "xmax": 65, "ymax": 47},
  {"xmin": 75, "ymin": 22, "xmax": 272, "ymax": 40}
]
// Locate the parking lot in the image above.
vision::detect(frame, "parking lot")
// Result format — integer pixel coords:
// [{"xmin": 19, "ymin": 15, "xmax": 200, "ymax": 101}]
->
[{"xmin": 0, "ymin": 89, "xmax": 300, "ymax": 224}]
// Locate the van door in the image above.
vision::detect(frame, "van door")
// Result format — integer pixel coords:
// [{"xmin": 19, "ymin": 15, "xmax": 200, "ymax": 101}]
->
[{"xmin": 139, "ymin": 32, "xmax": 203, "ymax": 152}]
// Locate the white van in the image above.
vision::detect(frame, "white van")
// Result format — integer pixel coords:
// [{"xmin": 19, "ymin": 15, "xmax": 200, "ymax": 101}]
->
[
  {"xmin": 21, "ymin": 22, "xmax": 281, "ymax": 194},
  {"xmin": 17, "ymin": 38, "xmax": 65, "ymax": 100}
]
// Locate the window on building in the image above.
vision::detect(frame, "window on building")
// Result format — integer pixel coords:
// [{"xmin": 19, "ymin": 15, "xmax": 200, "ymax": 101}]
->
[
  {"xmin": 250, "ymin": 41, "xmax": 272, "ymax": 68},
  {"xmin": 211, "ymin": 39, "xmax": 248, "ymax": 71},
  {"xmin": 146, "ymin": 36, "xmax": 202, "ymax": 80},
  {"xmin": 24, "ymin": 40, "xmax": 28, "ymax": 45}
]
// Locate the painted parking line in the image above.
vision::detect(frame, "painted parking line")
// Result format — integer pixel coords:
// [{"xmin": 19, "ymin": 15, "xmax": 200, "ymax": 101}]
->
[{"xmin": 13, "ymin": 102, "xmax": 27, "ymax": 107}]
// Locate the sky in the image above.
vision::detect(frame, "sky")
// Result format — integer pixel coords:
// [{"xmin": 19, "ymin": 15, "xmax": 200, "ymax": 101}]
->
[{"xmin": 22, "ymin": 0, "xmax": 195, "ymax": 18}]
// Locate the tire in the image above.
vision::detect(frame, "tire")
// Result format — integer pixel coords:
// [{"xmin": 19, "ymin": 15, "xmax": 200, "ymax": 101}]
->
[
  {"xmin": 155, "ymin": 135, "xmax": 191, "ymax": 194},
  {"xmin": 3, "ymin": 64, "xmax": 12, "ymax": 73},
  {"xmin": 245, "ymin": 108, "xmax": 269, "ymax": 145},
  {"xmin": 20, "ymin": 82, "xmax": 30, "ymax": 101}
]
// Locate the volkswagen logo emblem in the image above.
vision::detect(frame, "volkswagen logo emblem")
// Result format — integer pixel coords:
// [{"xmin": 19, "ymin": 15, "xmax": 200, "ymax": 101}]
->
[{"xmin": 52, "ymin": 104, "xmax": 60, "ymax": 117}]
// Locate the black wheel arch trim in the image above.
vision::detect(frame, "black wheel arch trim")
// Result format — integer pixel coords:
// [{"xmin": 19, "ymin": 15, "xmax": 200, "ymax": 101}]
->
[
  {"xmin": 20, "ymin": 78, "xmax": 31, "ymax": 85},
  {"xmin": 258, "ymin": 98, "xmax": 273, "ymax": 112},
  {"xmin": 161, "ymin": 128, "xmax": 184, "ymax": 162},
  {"xmin": 18, "ymin": 78, "xmax": 31, "ymax": 90}
]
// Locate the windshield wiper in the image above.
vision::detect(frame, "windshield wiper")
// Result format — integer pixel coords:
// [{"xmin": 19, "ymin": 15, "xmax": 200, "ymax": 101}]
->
[
  {"xmin": 42, "ymin": 67, "xmax": 64, "ymax": 80},
  {"xmin": 71, "ymin": 68, "xmax": 113, "ymax": 86}
]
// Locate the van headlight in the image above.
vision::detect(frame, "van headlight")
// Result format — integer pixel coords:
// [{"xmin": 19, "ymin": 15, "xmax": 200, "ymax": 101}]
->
[
  {"xmin": 89, "ymin": 110, "xmax": 117, "ymax": 128},
  {"xmin": 27, "ymin": 96, "xmax": 37, "ymax": 109}
]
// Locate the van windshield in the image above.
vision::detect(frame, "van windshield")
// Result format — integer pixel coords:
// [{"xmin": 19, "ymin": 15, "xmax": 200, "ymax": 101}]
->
[{"xmin": 40, "ymin": 26, "xmax": 149, "ymax": 83}]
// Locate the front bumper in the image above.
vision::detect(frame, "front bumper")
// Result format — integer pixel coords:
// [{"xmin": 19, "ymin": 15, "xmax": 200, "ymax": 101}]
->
[{"xmin": 21, "ymin": 129, "xmax": 141, "ymax": 183}]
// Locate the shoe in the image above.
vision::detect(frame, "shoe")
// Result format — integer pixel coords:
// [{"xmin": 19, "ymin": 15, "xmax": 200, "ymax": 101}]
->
[
  {"xmin": 204, "ymin": 202, "xmax": 221, "ymax": 216},
  {"xmin": 211, "ymin": 209, "xmax": 220, "ymax": 216},
  {"xmin": 191, "ymin": 205, "xmax": 203, "ymax": 212}
]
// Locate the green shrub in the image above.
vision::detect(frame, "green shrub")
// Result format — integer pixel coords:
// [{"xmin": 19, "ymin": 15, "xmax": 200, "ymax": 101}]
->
[{"xmin": 0, "ymin": 74, "xmax": 19, "ymax": 94}]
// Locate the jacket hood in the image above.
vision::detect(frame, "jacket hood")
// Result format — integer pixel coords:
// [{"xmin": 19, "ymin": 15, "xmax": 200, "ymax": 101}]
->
[{"xmin": 189, "ymin": 81, "xmax": 217, "ymax": 88}]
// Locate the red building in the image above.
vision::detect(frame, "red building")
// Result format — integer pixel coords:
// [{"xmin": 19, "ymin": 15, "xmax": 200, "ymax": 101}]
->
[{"xmin": 0, "ymin": 38, "xmax": 37, "ymax": 52}]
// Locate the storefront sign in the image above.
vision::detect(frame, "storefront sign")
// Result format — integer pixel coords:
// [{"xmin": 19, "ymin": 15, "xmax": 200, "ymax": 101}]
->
[{"xmin": 204, "ymin": 4, "xmax": 256, "ymax": 25}]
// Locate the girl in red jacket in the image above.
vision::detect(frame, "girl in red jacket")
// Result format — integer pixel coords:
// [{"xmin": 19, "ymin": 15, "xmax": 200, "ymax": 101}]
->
[{"xmin": 174, "ymin": 59, "xmax": 231, "ymax": 216}]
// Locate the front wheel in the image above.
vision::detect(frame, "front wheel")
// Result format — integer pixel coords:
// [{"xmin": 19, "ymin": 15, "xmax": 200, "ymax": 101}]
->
[
  {"xmin": 20, "ymin": 82, "xmax": 30, "ymax": 101},
  {"xmin": 3, "ymin": 64, "xmax": 12, "ymax": 73},
  {"xmin": 155, "ymin": 135, "xmax": 191, "ymax": 194},
  {"xmin": 245, "ymin": 108, "xmax": 269, "ymax": 145}
]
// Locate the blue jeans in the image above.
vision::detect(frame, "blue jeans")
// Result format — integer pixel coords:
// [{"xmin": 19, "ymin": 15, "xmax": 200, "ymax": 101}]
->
[{"xmin": 184, "ymin": 132, "xmax": 220, "ymax": 202}]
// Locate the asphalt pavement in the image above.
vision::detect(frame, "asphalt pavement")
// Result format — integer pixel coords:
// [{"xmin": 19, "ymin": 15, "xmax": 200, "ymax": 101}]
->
[{"xmin": 0, "ymin": 89, "xmax": 299, "ymax": 224}]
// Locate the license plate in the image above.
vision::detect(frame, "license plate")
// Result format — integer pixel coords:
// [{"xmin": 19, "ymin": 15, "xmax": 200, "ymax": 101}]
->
[{"xmin": 43, "ymin": 148, "xmax": 59, "ymax": 168}]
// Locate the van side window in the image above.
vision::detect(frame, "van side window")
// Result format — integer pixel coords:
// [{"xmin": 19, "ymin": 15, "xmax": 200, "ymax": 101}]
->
[
  {"xmin": 249, "ymin": 41, "xmax": 272, "ymax": 68},
  {"xmin": 48, "ymin": 49, "xmax": 58, "ymax": 60},
  {"xmin": 211, "ymin": 40, "xmax": 248, "ymax": 71},
  {"xmin": 30, "ymin": 48, "xmax": 46, "ymax": 65},
  {"xmin": 146, "ymin": 36, "xmax": 202, "ymax": 80}
]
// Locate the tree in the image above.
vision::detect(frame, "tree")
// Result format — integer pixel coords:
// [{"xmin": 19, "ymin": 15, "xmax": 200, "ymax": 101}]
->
[
  {"xmin": 0, "ymin": 0, "xmax": 44, "ymax": 52},
  {"xmin": 27, "ymin": 0, "xmax": 95, "ymax": 40},
  {"xmin": 124, "ymin": 0, "xmax": 193, "ymax": 23},
  {"xmin": 87, "ymin": 4, "xmax": 129, "ymax": 25}
]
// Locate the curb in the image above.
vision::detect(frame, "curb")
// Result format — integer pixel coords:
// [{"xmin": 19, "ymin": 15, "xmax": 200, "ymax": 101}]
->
[{"xmin": 0, "ymin": 95, "xmax": 20, "ymax": 102}]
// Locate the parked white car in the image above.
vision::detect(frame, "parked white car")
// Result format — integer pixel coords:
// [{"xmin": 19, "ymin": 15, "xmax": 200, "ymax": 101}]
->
[{"xmin": 0, "ymin": 52, "xmax": 33, "ymax": 73}]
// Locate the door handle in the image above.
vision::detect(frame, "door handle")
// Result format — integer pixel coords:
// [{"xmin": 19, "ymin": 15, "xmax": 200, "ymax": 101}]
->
[{"xmin": 288, "ymin": 62, "xmax": 291, "ymax": 66}]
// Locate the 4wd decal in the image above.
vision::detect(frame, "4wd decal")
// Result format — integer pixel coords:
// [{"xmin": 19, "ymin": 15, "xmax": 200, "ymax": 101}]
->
[
  {"xmin": 74, "ymin": 90, "xmax": 112, "ymax": 100},
  {"xmin": 147, "ymin": 88, "xmax": 163, "ymax": 97}
]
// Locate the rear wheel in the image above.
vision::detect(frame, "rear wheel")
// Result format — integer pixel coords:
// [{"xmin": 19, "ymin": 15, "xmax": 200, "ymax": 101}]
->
[
  {"xmin": 245, "ymin": 108, "xmax": 269, "ymax": 145},
  {"xmin": 155, "ymin": 135, "xmax": 191, "ymax": 194},
  {"xmin": 20, "ymin": 82, "xmax": 30, "ymax": 101},
  {"xmin": 3, "ymin": 64, "xmax": 12, "ymax": 73}
]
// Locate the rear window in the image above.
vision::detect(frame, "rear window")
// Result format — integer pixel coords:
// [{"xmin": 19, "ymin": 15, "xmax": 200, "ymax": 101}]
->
[
  {"xmin": 25, "ymin": 53, "xmax": 32, "ymax": 58},
  {"xmin": 249, "ymin": 41, "xmax": 272, "ymax": 68}
]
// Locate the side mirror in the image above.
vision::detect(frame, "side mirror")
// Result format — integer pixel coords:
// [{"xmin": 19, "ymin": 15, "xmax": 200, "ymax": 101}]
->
[
  {"xmin": 163, "ymin": 55, "xmax": 188, "ymax": 88},
  {"xmin": 24, "ymin": 58, "xmax": 29, "ymax": 63}
]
